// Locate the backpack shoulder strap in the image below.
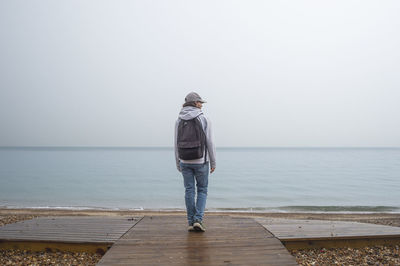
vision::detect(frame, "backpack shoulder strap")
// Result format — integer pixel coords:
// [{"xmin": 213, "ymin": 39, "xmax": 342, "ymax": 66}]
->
[{"xmin": 196, "ymin": 116, "xmax": 207, "ymax": 164}]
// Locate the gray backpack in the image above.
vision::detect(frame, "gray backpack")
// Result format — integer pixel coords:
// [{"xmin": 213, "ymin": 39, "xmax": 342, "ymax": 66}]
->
[{"xmin": 177, "ymin": 116, "xmax": 207, "ymax": 162}]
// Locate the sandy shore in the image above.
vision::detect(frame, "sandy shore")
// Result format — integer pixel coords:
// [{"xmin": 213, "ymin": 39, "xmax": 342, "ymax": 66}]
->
[
  {"xmin": 2, "ymin": 207, "xmax": 400, "ymax": 223},
  {"xmin": 1, "ymin": 208, "xmax": 400, "ymax": 265}
]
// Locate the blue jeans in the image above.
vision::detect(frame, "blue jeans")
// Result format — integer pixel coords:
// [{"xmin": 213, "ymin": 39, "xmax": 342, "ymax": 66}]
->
[{"xmin": 180, "ymin": 162, "xmax": 209, "ymax": 225}]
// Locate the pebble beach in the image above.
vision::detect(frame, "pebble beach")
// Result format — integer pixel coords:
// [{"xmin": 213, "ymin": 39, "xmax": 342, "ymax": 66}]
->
[{"xmin": 1, "ymin": 210, "xmax": 400, "ymax": 265}]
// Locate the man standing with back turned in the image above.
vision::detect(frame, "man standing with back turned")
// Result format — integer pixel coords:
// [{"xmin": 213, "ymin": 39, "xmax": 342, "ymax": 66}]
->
[{"xmin": 175, "ymin": 92, "xmax": 216, "ymax": 232}]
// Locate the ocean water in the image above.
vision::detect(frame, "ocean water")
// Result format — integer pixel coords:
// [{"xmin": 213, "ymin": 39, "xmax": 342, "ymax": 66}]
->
[{"xmin": 0, "ymin": 147, "xmax": 399, "ymax": 213}]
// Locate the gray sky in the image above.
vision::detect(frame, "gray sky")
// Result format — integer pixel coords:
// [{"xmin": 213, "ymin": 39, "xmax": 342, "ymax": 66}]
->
[{"xmin": 1, "ymin": 0, "xmax": 399, "ymax": 147}]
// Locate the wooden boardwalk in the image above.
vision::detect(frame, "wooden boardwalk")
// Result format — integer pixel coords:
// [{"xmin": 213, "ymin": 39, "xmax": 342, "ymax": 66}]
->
[
  {"xmin": 2, "ymin": 215, "xmax": 400, "ymax": 264},
  {"xmin": 256, "ymin": 218, "xmax": 400, "ymax": 249},
  {"xmin": 97, "ymin": 216, "xmax": 298, "ymax": 266},
  {"xmin": 0, "ymin": 216, "xmax": 141, "ymax": 254}
]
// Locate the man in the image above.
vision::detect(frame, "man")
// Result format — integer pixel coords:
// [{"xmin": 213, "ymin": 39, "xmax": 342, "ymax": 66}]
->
[{"xmin": 174, "ymin": 92, "xmax": 216, "ymax": 232}]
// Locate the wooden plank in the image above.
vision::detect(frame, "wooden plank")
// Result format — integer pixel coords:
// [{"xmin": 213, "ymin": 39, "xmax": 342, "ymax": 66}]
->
[
  {"xmin": 256, "ymin": 218, "xmax": 400, "ymax": 249},
  {"xmin": 256, "ymin": 218, "xmax": 400, "ymax": 240},
  {"xmin": 98, "ymin": 216, "xmax": 298, "ymax": 266},
  {"xmin": 0, "ymin": 240, "xmax": 111, "ymax": 255},
  {"xmin": 0, "ymin": 216, "xmax": 142, "ymax": 245},
  {"xmin": 282, "ymin": 237, "xmax": 400, "ymax": 250}
]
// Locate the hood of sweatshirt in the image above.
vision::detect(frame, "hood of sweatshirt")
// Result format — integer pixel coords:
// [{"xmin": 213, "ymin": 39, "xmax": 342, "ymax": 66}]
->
[{"xmin": 178, "ymin": 106, "xmax": 203, "ymax": 120}]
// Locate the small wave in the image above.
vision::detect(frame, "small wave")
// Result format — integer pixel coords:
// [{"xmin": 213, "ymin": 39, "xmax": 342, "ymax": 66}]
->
[
  {"xmin": 2, "ymin": 205, "xmax": 400, "ymax": 213},
  {"xmin": 207, "ymin": 206, "xmax": 400, "ymax": 213},
  {"xmin": 208, "ymin": 207, "xmax": 271, "ymax": 212},
  {"xmin": 276, "ymin": 205, "xmax": 400, "ymax": 213},
  {"xmin": 0, "ymin": 205, "xmax": 145, "ymax": 211}
]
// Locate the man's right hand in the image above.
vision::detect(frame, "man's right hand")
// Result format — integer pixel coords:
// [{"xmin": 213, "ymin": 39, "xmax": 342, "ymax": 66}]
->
[{"xmin": 210, "ymin": 167, "xmax": 215, "ymax": 174}]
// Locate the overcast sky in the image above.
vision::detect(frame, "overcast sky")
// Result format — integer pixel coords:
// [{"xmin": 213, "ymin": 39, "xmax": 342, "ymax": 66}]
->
[{"xmin": 0, "ymin": 1, "xmax": 399, "ymax": 147}]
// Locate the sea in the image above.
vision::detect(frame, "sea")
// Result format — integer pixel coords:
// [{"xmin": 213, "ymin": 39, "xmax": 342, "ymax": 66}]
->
[{"xmin": 0, "ymin": 147, "xmax": 399, "ymax": 213}]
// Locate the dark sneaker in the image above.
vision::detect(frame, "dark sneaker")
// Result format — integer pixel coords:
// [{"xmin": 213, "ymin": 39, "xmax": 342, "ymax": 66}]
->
[{"xmin": 193, "ymin": 221, "xmax": 206, "ymax": 232}]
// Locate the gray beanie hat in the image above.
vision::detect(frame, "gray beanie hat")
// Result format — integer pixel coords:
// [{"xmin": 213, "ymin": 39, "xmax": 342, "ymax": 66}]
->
[{"xmin": 185, "ymin": 92, "xmax": 207, "ymax": 103}]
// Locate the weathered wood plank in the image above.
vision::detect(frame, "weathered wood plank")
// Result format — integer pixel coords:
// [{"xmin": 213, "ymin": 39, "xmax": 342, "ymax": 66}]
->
[
  {"xmin": 0, "ymin": 216, "xmax": 142, "ymax": 245},
  {"xmin": 256, "ymin": 218, "xmax": 400, "ymax": 249},
  {"xmin": 256, "ymin": 218, "xmax": 400, "ymax": 240},
  {"xmin": 0, "ymin": 241, "xmax": 111, "ymax": 254}
]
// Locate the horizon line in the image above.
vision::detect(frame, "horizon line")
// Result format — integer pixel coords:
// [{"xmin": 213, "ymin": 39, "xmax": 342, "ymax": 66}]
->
[{"xmin": 1, "ymin": 145, "xmax": 400, "ymax": 149}]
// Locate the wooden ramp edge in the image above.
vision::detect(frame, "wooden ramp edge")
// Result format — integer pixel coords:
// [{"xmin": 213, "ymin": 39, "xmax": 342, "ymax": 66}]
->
[
  {"xmin": 0, "ymin": 216, "xmax": 142, "ymax": 254},
  {"xmin": 256, "ymin": 218, "xmax": 400, "ymax": 250},
  {"xmin": 97, "ymin": 215, "xmax": 298, "ymax": 266}
]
